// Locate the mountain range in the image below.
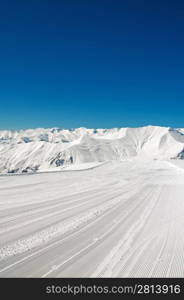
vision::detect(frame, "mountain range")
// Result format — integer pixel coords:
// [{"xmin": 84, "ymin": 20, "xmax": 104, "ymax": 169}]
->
[{"xmin": 0, "ymin": 126, "xmax": 184, "ymax": 174}]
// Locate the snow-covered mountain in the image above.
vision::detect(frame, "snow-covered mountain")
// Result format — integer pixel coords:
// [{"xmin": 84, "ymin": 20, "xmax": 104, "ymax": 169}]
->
[{"xmin": 0, "ymin": 126, "xmax": 184, "ymax": 174}]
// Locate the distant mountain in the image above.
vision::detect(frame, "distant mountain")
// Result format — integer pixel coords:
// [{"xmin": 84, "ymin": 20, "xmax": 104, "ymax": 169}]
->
[{"xmin": 0, "ymin": 126, "xmax": 183, "ymax": 174}]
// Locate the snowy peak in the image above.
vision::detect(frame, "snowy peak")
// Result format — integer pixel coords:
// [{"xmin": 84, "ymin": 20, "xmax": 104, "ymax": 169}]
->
[{"xmin": 0, "ymin": 126, "xmax": 183, "ymax": 174}]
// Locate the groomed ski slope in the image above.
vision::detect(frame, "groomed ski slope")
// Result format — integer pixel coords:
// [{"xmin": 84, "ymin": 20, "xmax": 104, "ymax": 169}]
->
[{"xmin": 0, "ymin": 159, "xmax": 184, "ymax": 277}]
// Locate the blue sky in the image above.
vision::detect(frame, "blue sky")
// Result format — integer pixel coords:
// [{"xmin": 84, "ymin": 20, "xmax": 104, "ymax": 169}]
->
[{"xmin": 0, "ymin": 0, "xmax": 184, "ymax": 129}]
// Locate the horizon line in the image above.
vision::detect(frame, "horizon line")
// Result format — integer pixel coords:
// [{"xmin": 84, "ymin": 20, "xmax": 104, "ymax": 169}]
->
[{"xmin": 0, "ymin": 124, "xmax": 183, "ymax": 132}]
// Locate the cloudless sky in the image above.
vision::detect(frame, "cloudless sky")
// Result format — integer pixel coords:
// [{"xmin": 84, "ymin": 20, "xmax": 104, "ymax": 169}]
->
[{"xmin": 0, "ymin": 0, "xmax": 184, "ymax": 129}]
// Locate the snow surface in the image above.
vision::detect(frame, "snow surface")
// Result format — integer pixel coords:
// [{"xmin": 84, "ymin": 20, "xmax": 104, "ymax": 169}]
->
[{"xmin": 0, "ymin": 125, "xmax": 184, "ymax": 277}]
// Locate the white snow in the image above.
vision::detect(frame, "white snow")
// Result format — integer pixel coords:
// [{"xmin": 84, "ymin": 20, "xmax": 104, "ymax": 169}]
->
[
  {"xmin": 0, "ymin": 125, "xmax": 183, "ymax": 174},
  {"xmin": 0, "ymin": 125, "xmax": 184, "ymax": 277}
]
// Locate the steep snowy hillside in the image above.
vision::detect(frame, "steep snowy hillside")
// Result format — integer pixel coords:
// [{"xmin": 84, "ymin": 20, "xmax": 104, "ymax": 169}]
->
[{"xmin": 0, "ymin": 126, "xmax": 183, "ymax": 174}]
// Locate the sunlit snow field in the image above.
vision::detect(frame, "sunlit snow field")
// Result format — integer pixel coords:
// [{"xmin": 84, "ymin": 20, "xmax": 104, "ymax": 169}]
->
[{"xmin": 0, "ymin": 159, "xmax": 184, "ymax": 277}]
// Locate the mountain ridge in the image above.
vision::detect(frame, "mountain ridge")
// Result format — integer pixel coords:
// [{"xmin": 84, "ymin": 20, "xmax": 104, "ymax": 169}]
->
[{"xmin": 0, "ymin": 125, "xmax": 183, "ymax": 174}]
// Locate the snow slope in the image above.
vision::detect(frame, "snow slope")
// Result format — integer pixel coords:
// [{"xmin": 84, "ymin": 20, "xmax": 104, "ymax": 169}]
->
[
  {"xmin": 0, "ymin": 126, "xmax": 184, "ymax": 277},
  {"xmin": 0, "ymin": 126, "xmax": 184, "ymax": 174},
  {"xmin": 0, "ymin": 159, "xmax": 184, "ymax": 277}
]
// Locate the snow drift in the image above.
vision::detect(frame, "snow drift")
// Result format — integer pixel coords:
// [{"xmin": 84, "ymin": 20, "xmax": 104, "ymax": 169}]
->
[{"xmin": 0, "ymin": 126, "xmax": 183, "ymax": 174}]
